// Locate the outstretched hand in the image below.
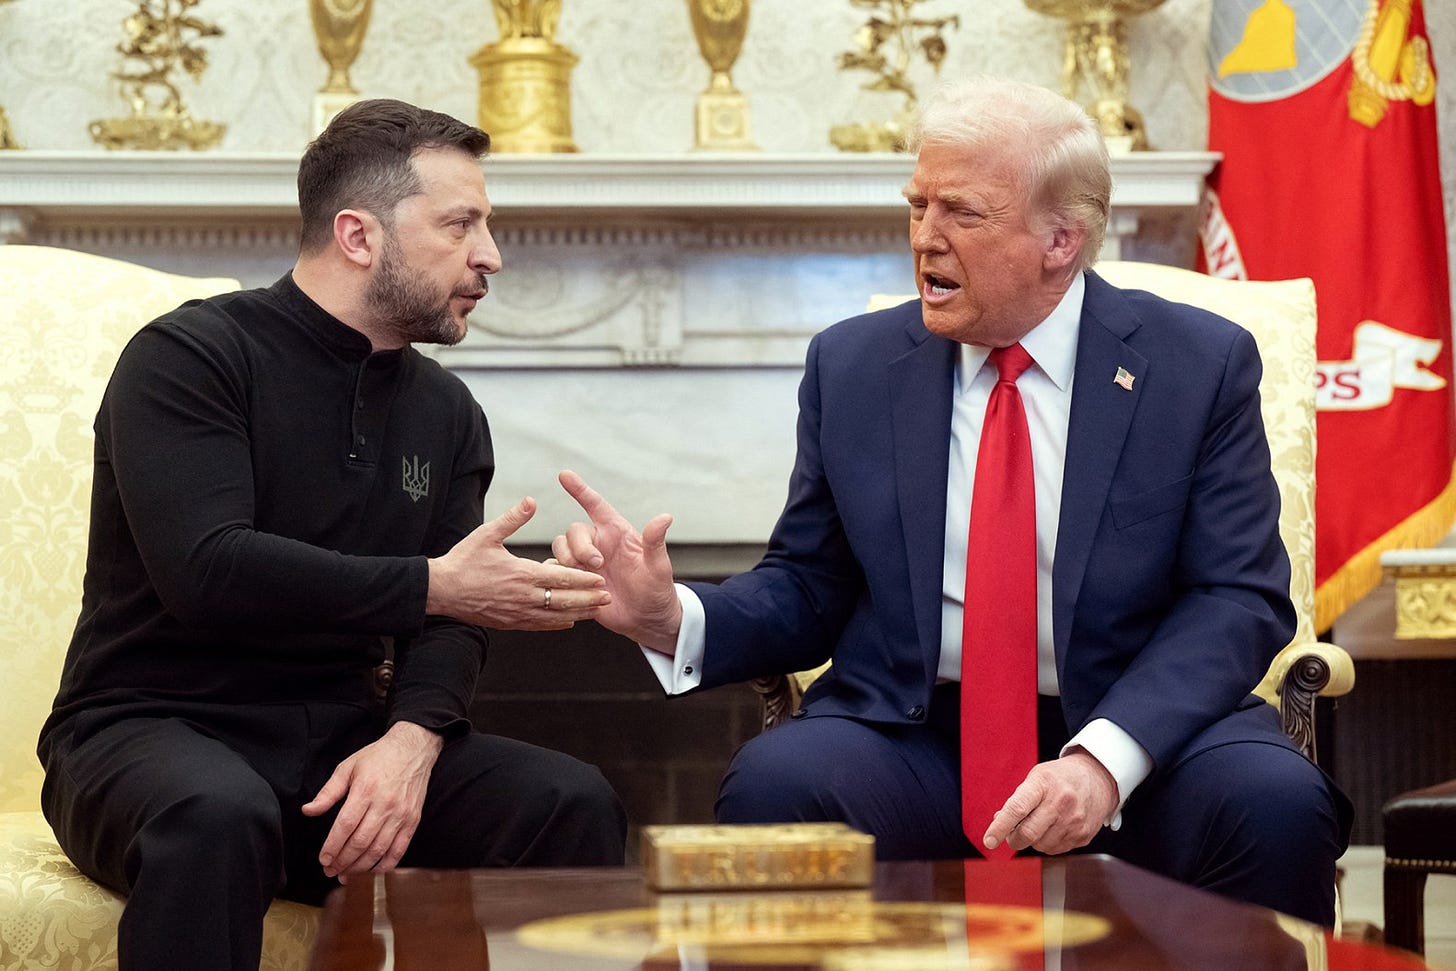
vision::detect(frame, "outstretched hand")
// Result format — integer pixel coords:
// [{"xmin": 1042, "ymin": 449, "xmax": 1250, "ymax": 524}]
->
[
  {"xmin": 427, "ymin": 495, "xmax": 611, "ymax": 631},
  {"xmin": 552, "ymin": 470, "xmax": 682, "ymax": 652}
]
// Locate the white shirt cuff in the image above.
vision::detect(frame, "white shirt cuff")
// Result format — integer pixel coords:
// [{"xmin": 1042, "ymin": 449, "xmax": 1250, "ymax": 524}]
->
[
  {"xmin": 640, "ymin": 583, "xmax": 706, "ymax": 695},
  {"xmin": 1061, "ymin": 717, "xmax": 1153, "ymax": 831}
]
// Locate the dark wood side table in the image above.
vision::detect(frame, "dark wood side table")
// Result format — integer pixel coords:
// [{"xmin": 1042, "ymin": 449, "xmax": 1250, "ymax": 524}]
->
[{"xmin": 308, "ymin": 855, "xmax": 1433, "ymax": 970}]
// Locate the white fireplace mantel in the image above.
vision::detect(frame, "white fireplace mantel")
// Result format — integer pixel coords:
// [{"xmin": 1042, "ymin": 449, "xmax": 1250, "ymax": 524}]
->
[{"xmin": 0, "ymin": 150, "xmax": 1217, "ymax": 225}]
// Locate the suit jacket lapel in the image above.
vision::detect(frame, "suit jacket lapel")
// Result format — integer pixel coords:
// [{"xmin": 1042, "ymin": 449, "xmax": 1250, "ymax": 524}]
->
[
  {"xmin": 1053, "ymin": 273, "xmax": 1147, "ymax": 662},
  {"xmin": 888, "ymin": 314, "xmax": 956, "ymax": 686}
]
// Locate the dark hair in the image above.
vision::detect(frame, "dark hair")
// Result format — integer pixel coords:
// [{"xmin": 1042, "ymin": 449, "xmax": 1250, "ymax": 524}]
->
[{"xmin": 297, "ymin": 99, "xmax": 491, "ymax": 252}]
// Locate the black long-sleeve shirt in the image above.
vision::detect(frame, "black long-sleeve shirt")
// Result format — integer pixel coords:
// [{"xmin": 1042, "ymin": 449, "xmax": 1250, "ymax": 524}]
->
[{"xmin": 40, "ymin": 274, "xmax": 493, "ymax": 758}]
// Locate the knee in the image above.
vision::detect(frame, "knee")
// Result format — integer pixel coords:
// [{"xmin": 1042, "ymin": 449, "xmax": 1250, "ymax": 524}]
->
[
  {"xmin": 1220, "ymin": 750, "xmax": 1342, "ymax": 857},
  {"xmin": 142, "ymin": 784, "xmax": 284, "ymax": 866},
  {"xmin": 521, "ymin": 758, "xmax": 626, "ymax": 863},
  {"xmin": 124, "ymin": 783, "xmax": 284, "ymax": 894},
  {"xmin": 716, "ymin": 735, "xmax": 830, "ymax": 824},
  {"xmin": 549, "ymin": 761, "xmax": 624, "ymax": 828}
]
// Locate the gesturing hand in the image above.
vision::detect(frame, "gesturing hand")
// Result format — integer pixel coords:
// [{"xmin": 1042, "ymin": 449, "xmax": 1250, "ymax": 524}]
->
[
  {"xmin": 427, "ymin": 495, "xmax": 611, "ymax": 631},
  {"xmin": 303, "ymin": 721, "xmax": 443, "ymax": 883},
  {"xmin": 552, "ymin": 470, "xmax": 682, "ymax": 652}
]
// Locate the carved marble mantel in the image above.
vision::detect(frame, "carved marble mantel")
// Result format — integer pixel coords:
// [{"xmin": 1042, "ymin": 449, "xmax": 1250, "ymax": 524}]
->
[{"xmin": 0, "ymin": 151, "xmax": 1217, "ymax": 548}]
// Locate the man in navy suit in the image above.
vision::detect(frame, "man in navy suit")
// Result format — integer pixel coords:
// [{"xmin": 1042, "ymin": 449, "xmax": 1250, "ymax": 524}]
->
[{"xmin": 551, "ymin": 76, "xmax": 1349, "ymax": 927}]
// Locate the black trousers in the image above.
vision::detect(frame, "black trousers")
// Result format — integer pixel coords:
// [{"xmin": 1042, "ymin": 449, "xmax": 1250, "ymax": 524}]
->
[{"xmin": 41, "ymin": 702, "xmax": 626, "ymax": 971}]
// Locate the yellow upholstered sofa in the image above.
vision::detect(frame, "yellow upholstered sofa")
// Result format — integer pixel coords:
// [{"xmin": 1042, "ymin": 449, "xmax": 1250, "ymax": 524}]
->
[
  {"xmin": 0, "ymin": 246, "xmax": 319, "ymax": 970},
  {"xmin": 755, "ymin": 262, "xmax": 1355, "ymax": 765}
]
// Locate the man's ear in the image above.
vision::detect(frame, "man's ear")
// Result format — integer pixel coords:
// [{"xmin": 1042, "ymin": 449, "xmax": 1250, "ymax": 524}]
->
[
  {"xmin": 1044, "ymin": 223, "xmax": 1086, "ymax": 274},
  {"xmin": 334, "ymin": 209, "xmax": 378, "ymax": 269}
]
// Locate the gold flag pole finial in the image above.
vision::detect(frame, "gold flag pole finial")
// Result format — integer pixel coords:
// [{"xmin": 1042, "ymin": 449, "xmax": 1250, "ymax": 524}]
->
[{"xmin": 309, "ymin": 0, "xmax": 374, "ymax": 134}]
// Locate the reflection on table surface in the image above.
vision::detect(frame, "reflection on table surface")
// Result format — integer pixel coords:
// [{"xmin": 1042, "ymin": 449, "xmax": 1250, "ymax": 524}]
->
[{"xmin": 307, "ymin": 854, "xmax": 1431, "ymax": 970}]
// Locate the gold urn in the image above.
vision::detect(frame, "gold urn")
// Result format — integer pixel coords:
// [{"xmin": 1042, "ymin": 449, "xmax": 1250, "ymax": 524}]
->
[
  {"xmin": 309, "ymin": 0, "xmax": 374, "ymax": 134},
  {"xmin": 471, "ymin": 1, "xmax": 579, "ymax": 153},
  {"xmin": 686, "ymin": 0, "xmax": 755, "ymax": 150}
]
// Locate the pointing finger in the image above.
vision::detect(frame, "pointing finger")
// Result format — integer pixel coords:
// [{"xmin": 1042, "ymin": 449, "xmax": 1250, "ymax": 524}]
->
[{"xmin": 559, "ymin": 470, "xmax": 622, "ymax": 528}]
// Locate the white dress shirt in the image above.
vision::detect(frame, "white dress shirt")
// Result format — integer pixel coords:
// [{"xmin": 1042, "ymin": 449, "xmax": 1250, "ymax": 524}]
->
[{"xmin": 644, "ymin": 273, "xmax": 1152, "ymax": 827}]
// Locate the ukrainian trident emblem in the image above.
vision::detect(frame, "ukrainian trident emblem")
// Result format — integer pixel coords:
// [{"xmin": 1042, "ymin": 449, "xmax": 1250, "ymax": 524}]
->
[{"xmin": 402, "ymin": 455, "xmax": 430, "ymax": 502}]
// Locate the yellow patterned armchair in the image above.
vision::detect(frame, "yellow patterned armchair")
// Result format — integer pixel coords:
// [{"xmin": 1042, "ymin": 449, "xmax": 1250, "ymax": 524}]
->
[
  {"xmin": 0, "ymin": 246, "xmax": 319, "ymax": 970},
  {"xmin": 755, "ymin": 261, "xmax": 1355, "ymax": 765}
]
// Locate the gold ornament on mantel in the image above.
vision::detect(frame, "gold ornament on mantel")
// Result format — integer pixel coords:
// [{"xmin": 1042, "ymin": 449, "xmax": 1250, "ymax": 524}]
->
[
  {"xmin": 470, "ymin": 1, "xmax": 579, "ymax": 153},
  {"xmin": 89, "ymin": 0, "xmax": 226, "ymax": 151},
  {"xmin": 687, "ymin": 0, "xmax": 755, "ymax": 151},
  {"xmin": 1024, "ymin": 0, "xmax": 1166, "ymax": 152},
  {"xmin": 830, "ymin": 0, "xmax": 960, "ymax": 153},
  {"xmin": 0, "ymin": 0, "xmax": 22, "ymax": 149},
  {"xmin": 309, "ymin": 0, "xmax": 373, "ymax": 135}
]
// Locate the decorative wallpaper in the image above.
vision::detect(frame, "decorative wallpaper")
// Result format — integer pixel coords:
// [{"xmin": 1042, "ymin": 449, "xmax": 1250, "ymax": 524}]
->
[{"xmin": 0, "ymin": 0, "xmax": 1450, "ymax": 276}]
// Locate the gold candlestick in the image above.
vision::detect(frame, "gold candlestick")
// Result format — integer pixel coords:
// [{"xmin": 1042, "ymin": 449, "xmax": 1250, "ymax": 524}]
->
[
  {"xmin": 829, "ymin": 0, "xmax": 959, "ymax": 153},
  {"xmin": 1025, "ymin": 0, "xmax": 1166, "ymax": 152},
  {"xmin": 470, "ymin": 1, "xmax": 579, "ymax": 153},
  {"xmin": 88, "ymin": 0, "xmax": 226, "ymax": 151},
  {"xmin": 687, "ymin": 0, "xmax": 755, "ymax": 150},
  {"xmin": 309, "ymin": 0, "xmax": 373, "ymax": 135},
  {"xmin": 0, "ymin": 0, "xmax": 21, "ymax": 149}
]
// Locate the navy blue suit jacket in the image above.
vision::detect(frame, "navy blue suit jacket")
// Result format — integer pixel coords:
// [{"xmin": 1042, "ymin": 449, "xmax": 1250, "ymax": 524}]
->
[{"xmin": 689, "ymin": 270, "xmax": 1301, "ymax": 774}]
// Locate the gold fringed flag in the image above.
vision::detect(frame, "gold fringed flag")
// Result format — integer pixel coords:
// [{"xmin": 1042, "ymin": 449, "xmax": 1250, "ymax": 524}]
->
[{"xmin": 1201, "ymin": 0, "xmax": 1454, "ymax": 631}]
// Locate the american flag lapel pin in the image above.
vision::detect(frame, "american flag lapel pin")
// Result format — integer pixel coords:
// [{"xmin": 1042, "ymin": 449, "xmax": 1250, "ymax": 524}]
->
[{"xmin": 1113, "ymin": 366, "xmax": 1136, "ymax": 391}]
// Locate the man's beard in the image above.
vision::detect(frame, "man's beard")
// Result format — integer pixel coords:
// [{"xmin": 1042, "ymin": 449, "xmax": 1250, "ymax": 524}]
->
[{"xmin": 366, "ymin": 237, "xmax": 479, "ymax": 347}]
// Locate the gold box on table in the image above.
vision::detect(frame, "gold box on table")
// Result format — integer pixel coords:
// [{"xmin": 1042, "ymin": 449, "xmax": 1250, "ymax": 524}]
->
[{"xmin": 641, "ymin": 823, "xmax": 875, "ymax": 892}]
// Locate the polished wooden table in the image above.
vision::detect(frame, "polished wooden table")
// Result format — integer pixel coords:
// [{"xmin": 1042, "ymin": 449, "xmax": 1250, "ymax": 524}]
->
[{"xmin": 308, "ymin": 854, "xmax": 1430, "ymax": 970}]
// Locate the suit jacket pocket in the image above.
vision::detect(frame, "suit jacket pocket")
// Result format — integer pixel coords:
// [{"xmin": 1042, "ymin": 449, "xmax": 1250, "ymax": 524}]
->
[{"xmin": 1110, "ymin": 473, "xmax": 1194, "ymax": 529}]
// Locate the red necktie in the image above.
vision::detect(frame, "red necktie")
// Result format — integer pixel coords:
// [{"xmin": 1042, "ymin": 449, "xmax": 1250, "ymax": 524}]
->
[{"xmin": 962, "ymin": 342, "xmax": 1038, "ymax": 860}]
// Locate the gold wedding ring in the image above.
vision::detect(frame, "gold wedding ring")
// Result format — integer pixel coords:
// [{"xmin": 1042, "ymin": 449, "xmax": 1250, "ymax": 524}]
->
[{"xmin": 543, "ymin": 588, "xmax": 552, "ymax": 609}]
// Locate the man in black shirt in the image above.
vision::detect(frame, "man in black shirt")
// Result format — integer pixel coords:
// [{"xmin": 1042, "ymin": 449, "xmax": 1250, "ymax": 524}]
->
[{"xmin": 38, "ymin": 99, "xmax": 626, "ymax": 971}]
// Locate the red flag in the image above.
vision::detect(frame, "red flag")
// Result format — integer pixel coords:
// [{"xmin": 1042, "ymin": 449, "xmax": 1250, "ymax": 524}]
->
[{"xmin": 1201, "ymin": 0, "xmax": 1454, "ymax": 630}]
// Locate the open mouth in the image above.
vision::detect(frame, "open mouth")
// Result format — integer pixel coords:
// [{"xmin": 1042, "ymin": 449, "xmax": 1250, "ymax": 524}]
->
[{"xmin": 922, "ymin": 273, "xmax": 961, "ymax": 298}]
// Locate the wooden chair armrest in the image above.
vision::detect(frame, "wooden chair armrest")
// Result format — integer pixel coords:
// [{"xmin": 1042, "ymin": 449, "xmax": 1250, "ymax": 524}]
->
[
  {"xmin": 753, "ymin": 663, "xmax": 832, "ymax": 732},
  {"xmin": 1255, "ymin": 640, "xmax": 1355, "ymax": 763},
  {"xmin": 751, "ymin": 674, "xmax": 802, "ymax": 732}
]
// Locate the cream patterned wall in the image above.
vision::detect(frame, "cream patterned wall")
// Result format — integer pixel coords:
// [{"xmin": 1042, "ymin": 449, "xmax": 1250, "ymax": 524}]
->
[{"xmin": 0, "ymin": 1, "xmax": 1449, "ymax": 255}]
